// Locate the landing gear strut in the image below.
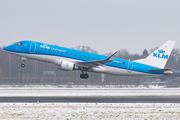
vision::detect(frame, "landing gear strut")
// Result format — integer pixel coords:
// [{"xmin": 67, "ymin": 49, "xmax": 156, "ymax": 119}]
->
[
  {"xmin": 80, "ymin": 73, "xmax": 89, "ymax": 79},
  {"xmin": 21, "ymin": 57, "xmax": 27, "ymax": 68}
]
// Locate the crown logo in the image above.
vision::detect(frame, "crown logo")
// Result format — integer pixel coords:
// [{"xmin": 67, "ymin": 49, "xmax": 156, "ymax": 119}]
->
[{"xmin": 158, "ymin": 49, "xmax": 165, "ymax": 54}]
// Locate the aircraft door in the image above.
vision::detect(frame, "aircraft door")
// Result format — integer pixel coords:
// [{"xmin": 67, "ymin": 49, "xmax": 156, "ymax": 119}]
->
[
  {"xmin": 127, "ymin": 60, "xmax": 133, "ymax": 73},
  {"xmin": 29, "ymin": 42, "xmax": 36, "ymax": 53}
]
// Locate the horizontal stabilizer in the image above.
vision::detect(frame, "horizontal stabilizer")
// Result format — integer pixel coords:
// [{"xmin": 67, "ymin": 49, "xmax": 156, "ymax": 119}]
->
[{"xmin": 148, "ymin": 68, "xmax": 172, "ymax": 72}]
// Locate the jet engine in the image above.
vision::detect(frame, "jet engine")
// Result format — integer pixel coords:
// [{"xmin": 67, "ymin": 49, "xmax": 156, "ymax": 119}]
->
[{"xmin": 57, "ymin": 61, "xmax": 79, "ymax": 71}]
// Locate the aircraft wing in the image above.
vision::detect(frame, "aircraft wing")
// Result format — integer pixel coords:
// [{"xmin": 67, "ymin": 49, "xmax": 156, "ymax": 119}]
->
[{"xmin": 75, "ymin": 51, "xmax": 119, "ymax": 68}]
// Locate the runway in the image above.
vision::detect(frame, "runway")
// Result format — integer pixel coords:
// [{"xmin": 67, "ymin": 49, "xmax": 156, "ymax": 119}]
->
[{"xmin": 0, "ymin": 96, "xmax": 180, "ymax": 103}]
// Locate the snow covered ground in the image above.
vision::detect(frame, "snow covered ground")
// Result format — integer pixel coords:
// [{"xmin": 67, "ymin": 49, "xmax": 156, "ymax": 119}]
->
[
  {"xmin": 1, "ymin": 86, "xmax": 180, "ymax": 119},
  {"xmin": 0, "ymin": 84, "xmax": 171, "ymax": 89},
  {"xmin": 0, "ymin": 103, "xmax": 180, "ymax": 120},
  {"xmin": 1, "ymin": 87, "xmax": 180, "ymax": 96}
]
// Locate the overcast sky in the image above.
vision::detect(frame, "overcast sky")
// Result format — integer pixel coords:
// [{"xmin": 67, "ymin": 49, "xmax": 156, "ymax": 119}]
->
[{"xmin": 0, "ymin": 0, "xmax": 179, "ymax": 54}]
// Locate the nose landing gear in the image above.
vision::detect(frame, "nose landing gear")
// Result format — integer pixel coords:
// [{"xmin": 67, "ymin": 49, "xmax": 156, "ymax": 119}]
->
[
  {"xmin": 21, "ymin": 57, "xmax": 27, "ymax": 68},
  {"xmin": 21, "ymin": 64, "xmax": 25, "ymax": 68}
]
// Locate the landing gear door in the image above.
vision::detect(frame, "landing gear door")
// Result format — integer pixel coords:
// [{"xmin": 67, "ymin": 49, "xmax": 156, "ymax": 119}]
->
[
  {"xmin": 127, "ymin": 60, "xmax": 133, "ymax": 73},
  {"xmin": 29, "ymin": 42, "xmax": 36, "ymax": 53}
]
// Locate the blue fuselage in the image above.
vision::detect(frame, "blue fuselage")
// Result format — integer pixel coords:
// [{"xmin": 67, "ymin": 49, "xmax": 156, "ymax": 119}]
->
[{"xmin": 3, "ymin": 40, "xmax": 163, "ymax": 76}]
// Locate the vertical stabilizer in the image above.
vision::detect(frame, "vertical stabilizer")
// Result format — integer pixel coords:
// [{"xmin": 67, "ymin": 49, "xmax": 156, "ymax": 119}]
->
[{"xmin": 134, "ymin": 40, "xmax": 175, "ymax": 69}]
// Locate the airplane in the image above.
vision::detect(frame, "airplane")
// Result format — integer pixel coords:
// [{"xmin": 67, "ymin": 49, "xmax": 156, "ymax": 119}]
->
[{"xmin": 3, "ymin": 40, "xmax": 175, "ymax": 79}]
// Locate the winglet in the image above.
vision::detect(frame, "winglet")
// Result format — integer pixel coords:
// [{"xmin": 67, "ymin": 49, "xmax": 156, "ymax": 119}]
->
[{"xmin": 106, "ymin": 51, "xmax": 119, "ymax": 61}]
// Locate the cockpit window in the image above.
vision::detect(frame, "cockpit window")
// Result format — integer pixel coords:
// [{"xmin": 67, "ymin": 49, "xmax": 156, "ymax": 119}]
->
[
  {"xmin": 14, "ymin": 42, "xmax": 23, "ymax": 46},
  {"xmin": 18, "ymin": 42, "xmax": 23, "ymax": 46}
]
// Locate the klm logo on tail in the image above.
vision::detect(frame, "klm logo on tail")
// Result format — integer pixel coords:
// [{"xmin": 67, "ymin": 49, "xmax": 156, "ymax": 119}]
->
[{"xmin": 153, "ymin": 49, "xmax": 168, "ymax": 59}]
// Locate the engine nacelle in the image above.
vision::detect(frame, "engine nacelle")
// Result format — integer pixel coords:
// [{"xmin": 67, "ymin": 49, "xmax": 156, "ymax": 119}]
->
[{"xmin": 57, "ymin": 61, "xmax": 78, "ymax": 71}]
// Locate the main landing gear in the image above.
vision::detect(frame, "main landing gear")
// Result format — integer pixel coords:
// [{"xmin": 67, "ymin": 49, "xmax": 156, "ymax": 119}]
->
[
  {"xmin": 79, "ymin": 68, "xmax": 89, "ymax": 79},
  {"xmin": 21, "ymin": 57, "xmax": 27, "ymax": 68},
  {"xmin": 80, "ymin": 73, "xmax": 89, "ymax": 79}
]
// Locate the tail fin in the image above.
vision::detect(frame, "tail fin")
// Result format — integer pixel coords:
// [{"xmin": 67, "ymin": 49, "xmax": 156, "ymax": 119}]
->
[{"xmin": 134, "ymin": 40, "xmax": 175, "ymax": 69}]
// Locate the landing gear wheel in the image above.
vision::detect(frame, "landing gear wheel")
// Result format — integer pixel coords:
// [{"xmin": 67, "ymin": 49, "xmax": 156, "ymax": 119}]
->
[
  {"xmin": 80, "ymin": 74, "xmax": 89, "ymax": 79},
  {"xmin": 21, "ymin": 57, "xmax": 27, "ymax": 68},
  {"xmin": 21, "ymin": 64, "xmax": 25, "ymax": 68}
]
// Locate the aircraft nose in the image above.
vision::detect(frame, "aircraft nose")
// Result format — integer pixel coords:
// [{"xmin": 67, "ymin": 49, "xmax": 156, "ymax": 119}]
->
[
  {"xmin": 3, "ymin": 45, "xmax": 12, "ymax": 51},
  {"xmin": 3, "ymin": 46, "xmax": 8, "ymax": 51}
]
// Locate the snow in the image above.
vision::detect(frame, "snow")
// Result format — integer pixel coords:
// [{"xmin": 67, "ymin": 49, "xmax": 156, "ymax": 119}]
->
[
  {"xmin": 1, "ymin": 87, "xmax": 180, "ymax": 96},
  {"xmin": 0, "ymin": 84, "xmax": 168, "ymax": 89},
  {"xmin": 0, "ymin": 103, "xmax": 180, "ymax": 119},
  {"xmin": 1, "ymin": 86, "xmax": 180, "ymax": 119}
]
